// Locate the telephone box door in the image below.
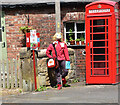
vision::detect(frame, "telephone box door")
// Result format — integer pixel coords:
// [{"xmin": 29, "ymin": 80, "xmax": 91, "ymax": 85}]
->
[{"xmin": 86, "ymin": 16, "xmax": 113, "ymax": 84}]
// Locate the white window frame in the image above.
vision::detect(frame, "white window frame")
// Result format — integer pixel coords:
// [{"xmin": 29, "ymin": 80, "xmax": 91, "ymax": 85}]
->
[{"xmin": 64, "ymin": 21, "xmax": 85, "ymax": 45}]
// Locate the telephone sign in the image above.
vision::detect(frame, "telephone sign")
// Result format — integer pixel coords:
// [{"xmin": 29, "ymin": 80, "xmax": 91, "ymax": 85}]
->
[{"xmin": 26, "ymin": 30, "xmax": 40, "ymax": 50}]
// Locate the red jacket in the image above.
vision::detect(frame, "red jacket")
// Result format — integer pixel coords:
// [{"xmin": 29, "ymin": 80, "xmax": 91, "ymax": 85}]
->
[{"xmin": 46, "ymin": 41, "xmax": 70, "ymax": 61}]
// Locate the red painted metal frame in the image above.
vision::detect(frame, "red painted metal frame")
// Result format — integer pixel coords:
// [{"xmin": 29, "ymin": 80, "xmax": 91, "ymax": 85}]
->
[{"xmin": 85, "ymin": 1, "xmax": 119, "ymax": 84}]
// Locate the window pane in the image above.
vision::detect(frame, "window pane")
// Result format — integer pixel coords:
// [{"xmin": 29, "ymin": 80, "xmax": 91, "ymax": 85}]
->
[
  {"xmin": 90, "ymin": 27, "xmax": 92, "ymax": 33},
  {"xmin": 90, "ymin": 34, "xmax": 92, "ymax": 40},
  {"xmin": 93, "ymin": 27, "xmax": 105, "ymax": 33},
  {"xmin": 94, "ymin": 62, "xmax": 105, "ymax": 68},
  {"xmin": 94, "ymin": 55, "xmax": 105, "ymax": 61},
  {"xmin": 90, "ymin": 20, "xmax": 92, "ymax": 26},
  {"xmin": 93, "ymin": 41, "xmax": 105, "ymax": 47},
  {"xmin": 77, "ymin": 23, "xmax": 84, "ymax": 31},
  {"xmin": 107, "ymin": 19, "xmax": 108, "ymax": 25},
  {"xmin": 93, "ymin": 19, "xmax": 105, "ymax": 26},
  {"xmin": 66, "ymin": 23, "xmax": 74, "ymax": 32},
  {"xmin": 66, "ymin": 33, "xmax": 75, "ymax": 41},
  {"xmin": 93, "ymin": 34, "xmax": 105, "ymax": 40},
  {"xmin": 77, "ymin": 33, "xmax": 85, "ymax": 39},
  {"xmin": 93, "ymin": 48, "xmax": 105, "ymax": 54},
  {"xmin": 94, "ymin": 69, "xmax": 106, "ymax": 75}
]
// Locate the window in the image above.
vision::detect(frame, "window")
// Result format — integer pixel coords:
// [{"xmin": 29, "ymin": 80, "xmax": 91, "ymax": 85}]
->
[{"xmin": 64, "ymin": 21, "xmax": 85, "ymax": 46}]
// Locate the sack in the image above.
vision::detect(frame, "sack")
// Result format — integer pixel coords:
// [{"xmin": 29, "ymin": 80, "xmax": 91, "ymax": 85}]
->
[{"xmin": 47, "ymin": 58, "xmax": 59, "ymax": 69}]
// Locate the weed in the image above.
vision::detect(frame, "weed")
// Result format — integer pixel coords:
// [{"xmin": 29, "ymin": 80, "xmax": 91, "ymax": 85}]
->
[
  {"xmin": 19, "ymin": 89, "xmax": 22, "ymax": 93},
  {"xmin": 72, "ymin": 78, "xmax": 79, "ymax": 83},
  {"xmin": 35, "ymin": 86, "xmax": 47, "ymax": 92}
]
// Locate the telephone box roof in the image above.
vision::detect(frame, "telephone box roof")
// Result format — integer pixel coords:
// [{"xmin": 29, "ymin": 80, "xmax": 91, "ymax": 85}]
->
[{"xmin": 86, "ymin": 0, "xmax": 117, "ymax": 8}]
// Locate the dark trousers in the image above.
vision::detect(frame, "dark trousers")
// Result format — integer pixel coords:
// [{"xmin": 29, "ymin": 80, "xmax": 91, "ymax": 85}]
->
[{"xmin": 55, "ymin": 60, "xmax": 68, "ymax": 85}]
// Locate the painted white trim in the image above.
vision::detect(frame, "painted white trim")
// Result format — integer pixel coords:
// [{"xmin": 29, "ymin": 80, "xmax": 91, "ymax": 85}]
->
[{"xmin": 75, "ymin": 22, "xmax": 77, "ymax": 44}]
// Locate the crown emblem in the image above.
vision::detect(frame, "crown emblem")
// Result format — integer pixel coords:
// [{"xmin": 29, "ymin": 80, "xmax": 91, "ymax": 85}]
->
[{"xmin": 98, "ymin": 4, "xmax": 101, "ymax": 8}]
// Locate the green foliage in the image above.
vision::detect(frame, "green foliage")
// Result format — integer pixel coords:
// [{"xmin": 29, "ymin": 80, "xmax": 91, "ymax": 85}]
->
[
  {"xmin": 68, "ymin": 29, "xmax": 74, "ymax": 41},
  {"xmin": 35, "ymin": 86, "xmax": 47, "ymax": 92},
  {"xmin": 75, "ymin": 39, "xmax": 81, "ymax": 41},
  {"xmin": 19, "ymin": 26, "xmax": 33, "ymax": 34},
  {"xmin": 69, "ymin": 37, "xmax": 73, "ymax": 41},
  {"xmin": 80, "ymin": 37, "xmax": 85, "ymax": 41},
  {"xmin": 66, "ymin": 39, "xmax": 68, "ymax": 42},
  {"xmin": 72, "ymin": 78, "xmax": 79, "ymax": 83},
  {"xmin": 19, "ymin": 89, "xmax": 22, "ymax": 93},
  {"xmin": 53, "ymin": 85, "xmax": 58, "ymax": 88}
]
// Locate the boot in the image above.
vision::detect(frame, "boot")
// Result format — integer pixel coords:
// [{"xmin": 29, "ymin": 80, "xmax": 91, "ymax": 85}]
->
[
  {"xmin": 57, "ymin": 84, "xmax": 62, "ymax": 90},
  {"xmin": 62, "ymin": 77, "xmax": 66, "ymax": 85}
]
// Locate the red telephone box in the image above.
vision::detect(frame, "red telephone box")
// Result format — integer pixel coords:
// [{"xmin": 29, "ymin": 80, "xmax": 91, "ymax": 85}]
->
[{"xmin": 85, "ymin": 0, "xmax": 120, "ymax": 84}]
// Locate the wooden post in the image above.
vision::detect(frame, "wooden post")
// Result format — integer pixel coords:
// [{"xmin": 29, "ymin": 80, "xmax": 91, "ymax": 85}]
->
[
  {"xmin": 55, "ymin": 0, "xmax": 61, "ymax": 33},
  {"xmin": 18, "ymin": 59, "xmax": 22, "ymax": 89},
  {"xmin": 2, "ymin": 60, "xmax": 5, "ymax": 88},
  {"xmin": 11, "ymin": 59, "xmax": 14, "ymax": 88},
  {"xmin": 7, "ymin": 60, "xmax": 10, "ymax": 88},
  {"xmin": 15, "ymin": 59, "xmax": 18, "ymax": 88}
]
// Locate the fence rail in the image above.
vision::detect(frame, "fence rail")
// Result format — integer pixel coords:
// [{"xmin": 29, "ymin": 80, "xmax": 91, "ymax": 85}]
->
[{"xmin": 0, "ymin": 59, "xmax": 22, "ymax": 89}]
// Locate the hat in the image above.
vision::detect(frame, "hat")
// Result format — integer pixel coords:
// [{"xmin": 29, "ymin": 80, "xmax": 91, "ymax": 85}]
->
[{"xmin": 56, "ymin": 32, "xmax": 62, "ymax": 39}]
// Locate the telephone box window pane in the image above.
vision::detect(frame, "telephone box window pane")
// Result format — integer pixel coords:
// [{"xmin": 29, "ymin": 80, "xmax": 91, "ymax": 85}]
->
[
  {"xmin": 93, "ymin": 48, "xmax": 105, "ymax": 54},
  {"xmin": 94, "ymin": 69, "xmax": 105, "ymax": 75},
  {"xmin": 93, "ymin": 34, "xmax": 105, "ymax": 40},
  {"xmin": 107, "ymin": 62, "xmax": 109, "ymax": 68},
  {"xmin": 90, "ymin": 27, "xmax": 92, "ymax": 33},
  {"xmin": 107, "ymin": 48, "xmax": 108, "ymax": 54},
  {"xmin": 77, "ymin": 23, "xmax": 84, "ymax": 31},
  {"xmin": 94, "ymin": 62, "xmax": 105, "ymax": 68},
  {"xmin": 107, "ymin": 33, "xmax": 108, "ymax": 39},
  {"xmin": 91, "ymin": 69, "xmax": 92, "ymax": 75},
  {"xmin": 91, "ymin": 55, "xmax": 92, "ymax": 61},
  {"xmin": 90, "ymin": 34, "xmax": 92, "ymax": 40},
  {"xmin": 107, "ymin": 69, "xmax": 109, "ymax": 75},
  {"xmin": 107, "ymin": 19, "xmax": 108, "ymax": 25},
  {"xmin": 91, "ymin": 62, "xmax": 92, "ymax": 68},
  {"xmin": 90, "ymin": 48, "xmax": 92, "ymax": 54},
  {"xmin": 93, "ymin": 19, "xmax": 105, "ymax": 26},
  {"xmin": 94, "ymin": 55, "xmax": 105, "ymax": 61},
  {"xmin": 93, "ymin": 27, "xmax": 105, "ymax": 33},
  {"xmin": 66, "ymin": 23, "xmax": 74, "ymax": 32},
  {"xmin": 107, "ymin": 26, "xmax": 108, "ymax": 32},
  {"xmin": 90, "ymin": 20, "xmax": 92, "ymax": 26},
  {"xmin": 93, "ymin": 41, "xmax": 105, "ymax": 47}
]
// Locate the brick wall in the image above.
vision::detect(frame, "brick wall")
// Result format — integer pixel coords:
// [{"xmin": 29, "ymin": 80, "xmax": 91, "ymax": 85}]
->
[{"xmin": 3, "ymin": 3, "xmax": 87, "ymax": 81}]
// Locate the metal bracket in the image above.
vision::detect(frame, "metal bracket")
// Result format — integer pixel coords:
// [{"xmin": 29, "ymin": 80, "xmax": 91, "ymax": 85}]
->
[
  {"xmin": 2, "ymin": 26, "xmax": 4, "ymax": 32},
  {"xmin": 2, "ymin": 42, "xmax": 5, "ymax": 48}
]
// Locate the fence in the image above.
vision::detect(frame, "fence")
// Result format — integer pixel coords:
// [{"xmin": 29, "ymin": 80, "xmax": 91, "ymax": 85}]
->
[{"xmin": 0, "ymin": 59, "xmax": 22, "ymax": 89}]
